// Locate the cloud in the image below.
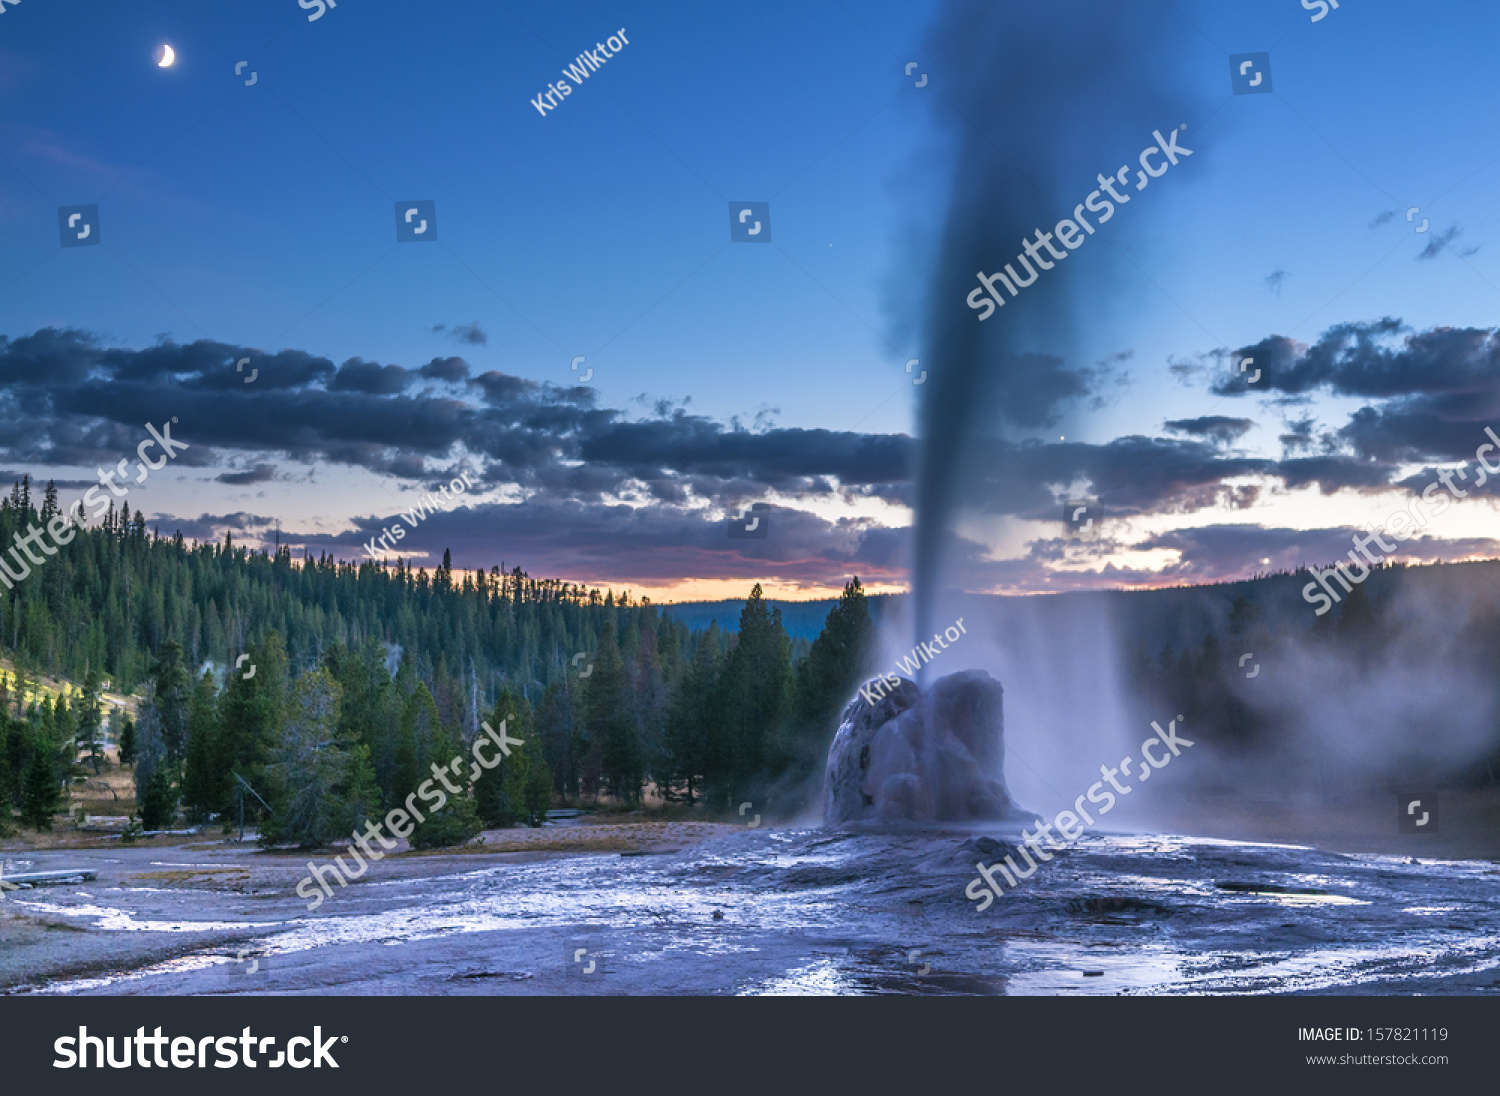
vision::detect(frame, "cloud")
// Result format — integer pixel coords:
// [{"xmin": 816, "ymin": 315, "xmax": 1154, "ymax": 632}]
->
[
  {"xmin": 149, "ymin": 510, "xmax": 278, "ymax": 542},
  {"xmin": 328, "ymin": 358, "xmax": 414, "ymax": 395},
  {"xmin": 216, "ymin": 464, "xmax": 277, "ymax": 486},
  {"xmin": 1277, "ymin": 414, "xmax": 1321, "ymax": 456},
  {"xmin": 1214, "ymin": 319, "xmax": 1500, "ymax": 401},
  {"xmin": 1418, "ymin": 225, "xmax": 1461, "ymax": 260},
  {"xmin": 1164, "ymin": 416, "xmax": 1254, "ymax": 444},
  {"xmin": 1168, "ymin": 357, "xmax": 1202, "ymax": 385},
  {"xmin": 7, "ymin": 322, "xmax": 1497, "ymax": 595},
  {"xmin": 0, "ymin": 323, "xmax": 1429, "ymax": 532},
  {"xmin": 0, "ymin": 328, "xmax": 913, "ymax": 508},
  {"xmin": 949, "ymin": 434, "xmax": 1271, "ymax": 522},
  {"xmin": 429, "ymin": 322, "xmax": 488, "ymax": 346},
  {"xmin": 419, "ymin": 356, "xmax": 469, "ymax": 382},
  {"xmin": 1203, "ymin": 320, "xmax": 1500, "ymax": 467},
  {"xmin": 1270, "ymin": 454, "xmax": 1398, "ymax": 493},
  {"xmin": 1138, "ymin": 523, "xmax": 1500, "ymax": 583},
  {"xmin": 290, "ymin": 497, "xmax": 912, "ymax": 590}
]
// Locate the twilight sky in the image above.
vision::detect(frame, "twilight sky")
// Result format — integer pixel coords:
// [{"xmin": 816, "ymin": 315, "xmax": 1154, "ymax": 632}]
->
[{"xmin": 2, "ymin": 0, "xmax": 1500, "ymax": 600}]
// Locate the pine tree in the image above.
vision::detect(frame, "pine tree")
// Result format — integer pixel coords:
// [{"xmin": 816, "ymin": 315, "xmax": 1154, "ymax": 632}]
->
[
  {"xmin": 394, "ymin": 683, "xmax": 441, "ymax": 807},
  {"xmin": 588, "ymin": 622, "xmax": 641, "ymax": 803},
  {"xmin": 139, "ymin": 767, "xmax": 177, "ymax": 830},
  {"xmin": 133, "ymin": 695, "xmax": 177, "ymax": 829},
  {"xmin": 182, "ymin": 670, "xmax": 224, "ymax": 821},
  {"xmin": 219, "ymin": 632, "xmax": 286, "ymax": 828},
  {"xmin": 117, "ymin": 715, "xmax": 136, "ymax": 767},
  {"xmin": 148, "ymin": 642, "xmax": 192, "ymax": 764},
  {"xmin": 408, "ymin": 695, "xmax": 481, "ymax": 848},
  {"xmin": 1227, "ymin": 595, "xmax": 1260, "ymax": 638},
  {"xmin": 390, "ymin": 700, "xmax": 422, "ymax": 809},
  {"xmin": 519, "ymin": 731, "xmax": 553, "ymax": 826},
  {"xmin": 51, "ymin": 695, "xmax": 75, "ymax": 777},
  {"xmin": 632, "ymin": 610, "xmax": 668, "ymax": 796},
  {"xmin": 714, "ymin": 584, "xmax": 794, "ymax": 804},
  {"xmin": 662, "ymin": 624, "xmax": 723, "ymax": 804},
  {"xmin": 22, "ymin": 723, "xmax": 60, "ymax": 830},
  {"xmin": 261, "ymin": 666, "xmax": 378, "ymax": 847},
  {"xmin": 793, "ymin": 577, "xmax": 874, "ymax": 764},
  {"xmin": 76, "ymin": 668, "xmax": 105, "ymax": 775},
  {"xmin": 475, "ymin": 687, "xmax": 530, "ymax": 827},
  {"xmin": 408, "ymin": 779, "xmax": 482, "ymax": 848},
  {"xmin": 537, "ymin": 681, "xmax": 579, "ymax": 801},
  {"xmin": 0, "ymin": 720, "xmax": 12, "ymax": 836},
  {"xmin": 323, "ymin": 640, "xmax": 397, "ymax": 797}
]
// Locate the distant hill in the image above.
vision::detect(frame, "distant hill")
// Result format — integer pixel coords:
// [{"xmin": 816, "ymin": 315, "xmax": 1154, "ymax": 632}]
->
[
  {"xmin": 664, "ymin": 559, "xmax": 1500, "ymax": 647},
  {"xmin": 661, "ymin": 599, "xmax": 841, "ymax": 641}
]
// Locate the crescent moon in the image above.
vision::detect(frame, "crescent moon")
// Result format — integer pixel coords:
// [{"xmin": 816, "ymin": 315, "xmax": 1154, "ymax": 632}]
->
[{"xmin": 158, "ymin": 44, "xmax": 176, "ymax": 68}]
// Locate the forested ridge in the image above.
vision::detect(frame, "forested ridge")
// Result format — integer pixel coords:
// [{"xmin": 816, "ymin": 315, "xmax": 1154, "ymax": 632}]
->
[{"xmin": 0, "ymin": 477, "xmax": 876, "ymax": 844}]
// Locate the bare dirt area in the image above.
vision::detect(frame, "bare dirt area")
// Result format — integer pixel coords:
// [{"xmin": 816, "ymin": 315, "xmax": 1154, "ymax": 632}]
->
[
  {"xmin": 68, "ymin": 764, "xmax": 137, "ymax": 821},
  {"xmin": 437, "ymin": 820, "xmax": 739, "ymax": 857}
]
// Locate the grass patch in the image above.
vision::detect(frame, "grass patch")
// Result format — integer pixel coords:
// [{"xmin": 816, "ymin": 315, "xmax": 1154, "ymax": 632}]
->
[
  {"xmin": 135, "ymin": 868, "xmax": 249, "ymax": 885},
  {"xmin": 401, "ymin": 835, "xmax": 638, "ymax": 856}
]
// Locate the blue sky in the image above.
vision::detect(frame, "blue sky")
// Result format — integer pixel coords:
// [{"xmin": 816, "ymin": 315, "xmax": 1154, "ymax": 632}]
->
[
  {"xmin": 2, "ymin": 0, "xmax": 1499, "ymax": 600},
  {"xmin": 0, "ymin": 0, "xmax": 934, "ymax": 426}
]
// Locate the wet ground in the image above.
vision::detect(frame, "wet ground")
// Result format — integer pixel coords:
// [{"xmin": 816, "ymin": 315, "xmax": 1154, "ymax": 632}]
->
[{"xmin": 3, "ymin": 824, "xmax": 1498, "ymax": 995}]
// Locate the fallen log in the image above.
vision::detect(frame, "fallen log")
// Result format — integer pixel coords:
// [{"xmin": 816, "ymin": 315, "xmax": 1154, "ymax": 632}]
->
[{"xmin": 1, "ymin": 868, "xmax": 98, "ymax": 888}]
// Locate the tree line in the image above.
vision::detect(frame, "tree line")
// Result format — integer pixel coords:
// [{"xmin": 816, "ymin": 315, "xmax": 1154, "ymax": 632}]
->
[
  {"xmin": 0, "ymin": 477, "xmax": 876, "ymax": 842},
  {"xmin": 1123, "ymin": 578, "xmax": 1500, "ymax": 787}
]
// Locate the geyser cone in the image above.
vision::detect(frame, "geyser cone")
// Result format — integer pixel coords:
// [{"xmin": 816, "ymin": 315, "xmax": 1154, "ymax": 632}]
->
[{"xmin": 823, "ymin": 669, "xmax": 1023, "ymax": 824}]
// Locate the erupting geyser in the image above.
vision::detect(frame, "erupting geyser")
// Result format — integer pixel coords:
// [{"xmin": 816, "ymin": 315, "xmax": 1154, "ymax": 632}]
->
[{"xmin": 822, "ymin": 669, "xmax": 1022, "ymax": 824}]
